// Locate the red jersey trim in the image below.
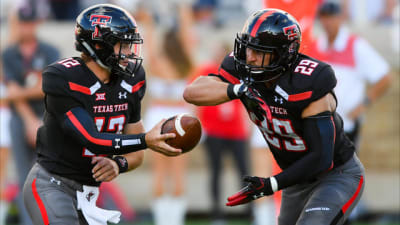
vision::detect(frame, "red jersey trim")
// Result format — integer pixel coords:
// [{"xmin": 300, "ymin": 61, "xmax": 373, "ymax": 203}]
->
[
  {"xmin": 288, "ymin": 91, "xmax": 313, "ymax": 101},
  {"xmin": 328, "ymin": 116, "xmax": 336, "ymax": 171},
  {"xmin": 131, "ymin": 80, "xmax": 145, "ymax": 93},
  {"xmin": 66, "ymin": 111, "xmax": 112, "ymax": 146},
  {"xmin": 219, "ymin": 68, "xmax": 240, "ymax": 84},
  {"xmin": 69, "ymin": 82, "xmax": 92, "ymax": 95},
  {"xmin": 342, "ymin": 175, "xmax": 364, "ymax": 214},
  {"xmin": 32, "ymin": 179, "xmax": 49, "ymax": 225},
  {"xmin": 331, "ymin": 116, "xmax": 336, "ymax": 143}
]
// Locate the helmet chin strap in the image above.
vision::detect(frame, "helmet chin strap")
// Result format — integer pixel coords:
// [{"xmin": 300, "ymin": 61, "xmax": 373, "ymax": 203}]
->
[
  {"xmin": 249, "ymin": 68, "xmax": 283, "ymax": 83},
  {"xmin": 81, "ymin": 41, "xmax": 111, "ymax": 72}
]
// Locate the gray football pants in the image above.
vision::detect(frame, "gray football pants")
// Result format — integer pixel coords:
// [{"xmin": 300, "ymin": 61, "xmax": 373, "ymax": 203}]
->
[
  {"xmin": 278, "ymin": 154, "xmax": 365, "ymax": 225},
  {"xmin": 23, "ymin": 163, "xmax": 89, "ymax": 225}
]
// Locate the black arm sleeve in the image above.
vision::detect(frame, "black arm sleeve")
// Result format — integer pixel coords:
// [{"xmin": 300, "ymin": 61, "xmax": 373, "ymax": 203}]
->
[
  {"xmin": 274, "ymin": 111, "xmax": 335, "ymax": 190},
  {"xmin": 62, "ymin": 107, "xmax": 147, "ymax": 154}
]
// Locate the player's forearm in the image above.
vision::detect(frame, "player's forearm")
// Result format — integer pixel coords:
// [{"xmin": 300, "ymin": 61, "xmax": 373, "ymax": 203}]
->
[
  {"xmin": 183, "ymin": 76, "xmax": 231, "ymax": 106},
  {"xmin": 63, "ymin": 107, "xmax": 147, "ymax": 155},
  {"xmin": 274, "ymin": 151, "xmax": 327, "ymax": 190},
  {"xmin": 122, "ymin": 122, "xmax": 145, "ymax": 171},
  {"xmin": 275, "ymin": 112, "xmax": 335, "ymax": 190}
]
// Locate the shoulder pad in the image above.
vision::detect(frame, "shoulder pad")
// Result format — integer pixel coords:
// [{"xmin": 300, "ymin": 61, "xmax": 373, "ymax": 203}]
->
[
  {"xmin": 275, "ymin": 55, "xmax": 336, "ymax": 103},
  {"xmin": 217, "ymin": 53, "xmax": 241, "ymax": 84},
  {"xmin": 120, "ymin": 65, "xmax": 146, "ymax": 100},
  {"xmin": 311, "ymin": 64, "xmax": 336, "ymax": 101},
  {"xmin": 42, "ymin": 64, "xmax": 71, "ymax": 96},
  {"xmin": 43, "ymin": 57, "xmax": 95, "ymax": 96}
]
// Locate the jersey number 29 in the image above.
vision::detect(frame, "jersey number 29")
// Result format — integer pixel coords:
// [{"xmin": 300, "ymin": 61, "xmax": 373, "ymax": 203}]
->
[{"xmin": 251, "ymin": 113, "xmax": 306, "ymax": 152}]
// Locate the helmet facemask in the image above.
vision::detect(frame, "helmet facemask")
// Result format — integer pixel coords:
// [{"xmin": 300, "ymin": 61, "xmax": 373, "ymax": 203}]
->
[
  {"xmin": 103, "ymin": 32, "xmax": 143, "ymax": 77},
  {"xmin": 234, "ymin": 33, "xmax": 299, "ymax": 84},
  {"xmin": 82, "ymin": 26, "xmax": 143, "ymax": 77}
]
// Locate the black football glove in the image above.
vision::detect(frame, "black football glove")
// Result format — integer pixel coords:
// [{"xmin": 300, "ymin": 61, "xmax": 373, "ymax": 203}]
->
[
  {"xmin": 227, "ymin": 83, "xmax": 269, "ymax": 121},
  {"xmin": 226, "ymin": 176, "xmax": 275, "ymax": 207}
]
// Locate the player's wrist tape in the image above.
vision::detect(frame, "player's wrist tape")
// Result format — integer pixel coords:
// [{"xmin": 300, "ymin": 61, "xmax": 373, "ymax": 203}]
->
[
  {"xmin": 227, "ymin": 83, "xmax": 238, "ymax": 99},
  {"xmin": 112, "ymin": 156, "xmax": 129, "ymax": 173},
  {"xmin": 227, "ymin": 83, "xmax": 245, "ymax": 99},
  {"xmin": 270, "ymin": 176, "xmax": 278, "ymax": 193}
]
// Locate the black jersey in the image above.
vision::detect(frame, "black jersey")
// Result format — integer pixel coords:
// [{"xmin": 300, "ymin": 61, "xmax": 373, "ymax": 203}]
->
[
  {"xmin": 215, "ymin": 53, "xmax": 354, "ymax": 176},
  {"xmin": 36, "ymin": 57, "xmax": 146, "ymax": 186}
]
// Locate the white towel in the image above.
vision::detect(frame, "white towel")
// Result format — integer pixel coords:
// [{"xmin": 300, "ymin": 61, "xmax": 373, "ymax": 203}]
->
[{"xmin": 76, "ymin": 185, "xmax": 121, "ymax": 225}]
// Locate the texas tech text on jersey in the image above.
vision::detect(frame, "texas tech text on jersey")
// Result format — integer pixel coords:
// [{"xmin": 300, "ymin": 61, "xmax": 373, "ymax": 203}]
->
[
  {"xmin": 37, "ymin": 57, "xmax": 146, "ymax": 186},
  {"xmin": 216, "ymin": 53, "xmax": 355, "ymax": 176}
]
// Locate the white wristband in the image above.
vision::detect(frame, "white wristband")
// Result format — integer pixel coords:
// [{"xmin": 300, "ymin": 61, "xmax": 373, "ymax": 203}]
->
[
  {"xmin": 233, "ymin": 84, "xmax": 242, "ymax": 96},
  {"xmin": 270, "ymin": 176, "xmax": 278, "ymax": 192}
]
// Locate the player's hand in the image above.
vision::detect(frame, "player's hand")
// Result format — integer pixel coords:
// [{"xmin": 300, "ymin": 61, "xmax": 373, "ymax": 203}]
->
[
  {"xmin": 91, "ymin": 156, "xmax": 119, "ymax": 182},
  {"xmin": 145, "ymin": 119, "xmax": 182, "ymax": 157},
  {"xmin": 234, "ymin": 84, "xmax": 269, "ymax": 121},
  {"xmin": 226, "ymin": 176, "xmax": 274, "ymax": 207}
]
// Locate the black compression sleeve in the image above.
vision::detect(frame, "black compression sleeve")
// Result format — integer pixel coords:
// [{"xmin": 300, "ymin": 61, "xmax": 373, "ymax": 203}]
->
[
  {"xmin": 63, "ymin": 107, "xmax": 147, "ymax": 155},
  {"xmin": 274, "ymin": 111, "xmax": 335, "ymax": 190}
]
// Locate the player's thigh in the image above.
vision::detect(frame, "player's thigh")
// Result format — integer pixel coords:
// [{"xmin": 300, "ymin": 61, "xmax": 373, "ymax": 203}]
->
[
  {"xmin": 24, "ymin": 164, "xmax": 80, "ymax": 225},
  {"xmin": 278, "ymin": 183, "xmax": 314, "ymax": 225},
  {"xmin": 296, "ymin": 157, "xmax": 365, "ymax": 225}
]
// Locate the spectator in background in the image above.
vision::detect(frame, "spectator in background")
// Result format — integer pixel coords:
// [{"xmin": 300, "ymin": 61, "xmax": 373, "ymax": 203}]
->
[
  {"xmin": 0, "ymin": 68, "xmax": 12, "ymax": 225},
  {"xmin": 137, "ymin": 4, "xmax": 195, "ymax": 225},
  {"xmin": 344, "ymin": 0, "xmax": 398, "ymax": 25},
  {"xmin": 1, "ymin": 5, "xmax": 60, "ymax": 225},
  {"xmin": 48, "ymin": 0, "xmax": 80, "ymax": 20},
  {"xmin": 312, "ymin": 1, "xmax": 392, "ymax": 150},
  {"xmin": 193, "ymin": 43, "xmax": 251, "ymax": 225},
  {"xmin": 310, "ymin": 1, "xmax": 392, "ymax": 223},
  {"xmin": 192, "ymin": 0, "xmax": 218, "ymax": 26}
]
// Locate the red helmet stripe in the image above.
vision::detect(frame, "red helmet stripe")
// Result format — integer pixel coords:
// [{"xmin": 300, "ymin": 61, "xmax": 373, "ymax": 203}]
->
[{"xmin": 250, "ymin": 10, "xmax": 276, "ymax": 37}]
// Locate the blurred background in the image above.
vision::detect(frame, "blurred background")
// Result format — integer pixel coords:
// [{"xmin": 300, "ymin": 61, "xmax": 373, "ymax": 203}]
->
[{"xmin": 0, "ymin": 0, "xmax": 398, "ymax": 225}]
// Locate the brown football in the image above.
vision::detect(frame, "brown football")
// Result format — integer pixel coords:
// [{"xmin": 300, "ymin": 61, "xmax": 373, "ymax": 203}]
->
[{"xmin": 161, "ymin": 114, "xmax": 202, "ymax": 153}]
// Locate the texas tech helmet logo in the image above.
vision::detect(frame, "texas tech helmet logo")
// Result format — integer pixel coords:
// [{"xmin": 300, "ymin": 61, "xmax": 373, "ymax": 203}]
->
[
  {"xmin": 283, "ymin": 25, "xmax": 300, "ymax": 41},
  {"xmin": 90, "ymin": 14, "xmax": 112, "ymax": 39}
]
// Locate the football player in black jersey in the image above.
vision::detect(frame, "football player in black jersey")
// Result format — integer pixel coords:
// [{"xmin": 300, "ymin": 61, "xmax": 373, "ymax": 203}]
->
[
  {"xmin": 184, "ymin": 9, "xmax": 365, "ymax": 225},
  {"xmin": 23, "ymin": 4, "xmax": 182, "ymax": 225}
]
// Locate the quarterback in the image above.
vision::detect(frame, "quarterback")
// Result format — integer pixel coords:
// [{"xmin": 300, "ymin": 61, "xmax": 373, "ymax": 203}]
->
[
  {"xmin": 184, "ymin": 9, "xmax": 365, "ymax": 225},
  {"xmin": 23, "ymin": 4, "xmax": 181, "ymax": 225}
]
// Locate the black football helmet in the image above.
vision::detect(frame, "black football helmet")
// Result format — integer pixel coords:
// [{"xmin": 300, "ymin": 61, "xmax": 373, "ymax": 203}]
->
[
  {"xmin": 234, "ymin": 9, "xmax": 301, "ymax": 83},
  {"xmin": 75, "ymin": 4, "xmax": 143, "ymax": 76}
]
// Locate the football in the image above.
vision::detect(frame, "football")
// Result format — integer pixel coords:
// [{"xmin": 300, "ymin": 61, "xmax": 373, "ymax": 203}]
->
[{"xmin": 161, "ymin": 113, "xmax": 202, "ymax": 153}]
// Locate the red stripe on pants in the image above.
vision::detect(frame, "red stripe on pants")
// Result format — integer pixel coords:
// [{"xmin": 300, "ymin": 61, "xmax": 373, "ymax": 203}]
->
[
  {"xmin": 342, "ymin": 175, "xmax": 364, "ymax": 214},
  {"xmin": 32, "ymin": 178, "xmax": 49, "ymax": 225}
]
